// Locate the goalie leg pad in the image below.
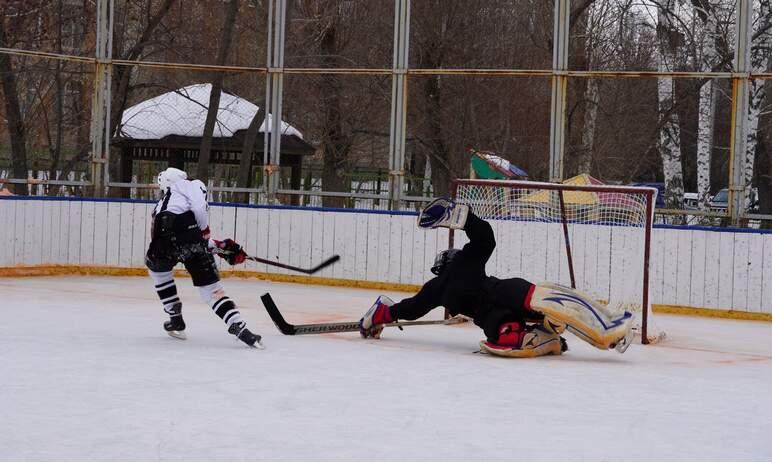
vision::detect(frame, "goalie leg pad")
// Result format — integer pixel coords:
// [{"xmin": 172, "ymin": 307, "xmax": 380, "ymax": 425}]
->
[
  {"xmin": 480, "ymin": 325, "xmax": 564, "ymax": 358},
  {"xmin": 528, "ymin": 283, "xmax": 632, "ymax": 351}
]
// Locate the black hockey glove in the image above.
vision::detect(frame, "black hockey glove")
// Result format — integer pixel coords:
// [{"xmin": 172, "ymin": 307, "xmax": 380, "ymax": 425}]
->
[{"xmin": 213, "ymin": 239, "xmax": 248, "ymax": 265}]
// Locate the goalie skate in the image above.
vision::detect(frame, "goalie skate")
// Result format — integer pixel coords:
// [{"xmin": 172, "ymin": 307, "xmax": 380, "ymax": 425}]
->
[
  {"xmin": 529, "ymin": 283, "xmax": 633, "ymax": 352},
  {"xmin": 479, "ymin": 326, "xmax": 567, "ymax": 358},
  {"xmin": 612, "ymin": 326, "xmax": 634, "ymax": 353}
]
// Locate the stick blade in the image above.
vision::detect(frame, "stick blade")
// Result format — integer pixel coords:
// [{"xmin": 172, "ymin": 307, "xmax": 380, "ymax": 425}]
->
[
  {"xmin": 306, "ymin": 254, "xmax": 341, "ymax": 274},
  {"xmin": 260, "ymin": 292, "xmax": 296, "ymax": 335}
]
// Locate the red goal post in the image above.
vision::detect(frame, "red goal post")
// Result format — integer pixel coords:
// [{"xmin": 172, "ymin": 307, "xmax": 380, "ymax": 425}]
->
[{"xmin": 451, "ymin": 179, "xmax": 659, "ymax": 344}]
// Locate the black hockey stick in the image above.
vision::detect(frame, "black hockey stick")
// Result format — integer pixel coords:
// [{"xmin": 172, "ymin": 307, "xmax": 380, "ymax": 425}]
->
[
  {"xmin": 260, "ymin": 293, "xmax": 464, "ymax": 335},
  {"xmin": 214, "ymin": 248, "xmax": 340, "ymax": 275},
  {"xmin": 243, "ymin": 254, "xmax": 340, "ymax": 275}
]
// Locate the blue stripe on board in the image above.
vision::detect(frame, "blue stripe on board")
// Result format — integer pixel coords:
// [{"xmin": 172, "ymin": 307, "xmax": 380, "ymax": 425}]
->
[
  {"xmin": 653, "ymin": 223, "xmax": 772, "ymax": 235},
  {"xmin": 0, "ymin": 195, "xmax": 156, "ymax": 205},
  {"xmin": 0, "ymin": 195, "xmax": 419, "ymax": 216},
  {"xmin": 209, "ymin": 201, "xmax": 418, "ymax": 216},
  {"xmin": 2, "ymin": 196, "xmax": 771, "ymax": 233}
]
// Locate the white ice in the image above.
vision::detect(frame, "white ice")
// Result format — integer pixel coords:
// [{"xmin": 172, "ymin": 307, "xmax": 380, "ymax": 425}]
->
[{"xmin": 1, "ymin": 276, "xmax": 771, "ymax": 462}]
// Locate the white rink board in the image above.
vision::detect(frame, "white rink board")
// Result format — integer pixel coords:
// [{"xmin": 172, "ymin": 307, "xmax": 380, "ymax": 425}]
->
[{"xmin": 1, "ymin": 197, "xmax": 771, "ymax": 314}]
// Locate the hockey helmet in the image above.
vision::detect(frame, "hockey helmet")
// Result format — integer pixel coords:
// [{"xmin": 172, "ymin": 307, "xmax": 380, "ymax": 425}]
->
[
  {"xmin": 431, "ymin": 248, "xmax": 461, "ymax": 275},
  {"xmin": 158, "ymin": 167, "xmax": 187, "ymax": 191}
]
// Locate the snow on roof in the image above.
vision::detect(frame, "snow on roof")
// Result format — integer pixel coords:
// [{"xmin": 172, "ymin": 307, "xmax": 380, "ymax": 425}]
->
[{"xmin": 119, "ymin": 83, "xmax": 302, "ymax": 140}]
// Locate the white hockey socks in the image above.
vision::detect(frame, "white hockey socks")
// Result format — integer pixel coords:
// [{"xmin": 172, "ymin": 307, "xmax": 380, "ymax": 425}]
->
[
  {"xmin": 149, "ymin": 270, "xmax": 181, "ymax": 314},
  {"xmin": 198, "ymin": 282, "xmax": 243, "ymax": 327}
]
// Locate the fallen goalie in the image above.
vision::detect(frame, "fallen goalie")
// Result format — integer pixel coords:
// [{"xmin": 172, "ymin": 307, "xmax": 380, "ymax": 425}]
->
[{"xmin": 358, "ymin": 198, "xmax": 634, "ymax": 358}]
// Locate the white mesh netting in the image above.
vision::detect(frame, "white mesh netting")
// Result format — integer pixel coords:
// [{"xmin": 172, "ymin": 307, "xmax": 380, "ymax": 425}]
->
[{"xmin": 454, "ymin": 180, "xmax": 663, "ymax": 343}]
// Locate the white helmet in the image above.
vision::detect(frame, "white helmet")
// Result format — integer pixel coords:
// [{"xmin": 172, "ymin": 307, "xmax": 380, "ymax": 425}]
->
[{"xmin": 157, "ymin": 167, "xmax": 187, "ymax": 191}]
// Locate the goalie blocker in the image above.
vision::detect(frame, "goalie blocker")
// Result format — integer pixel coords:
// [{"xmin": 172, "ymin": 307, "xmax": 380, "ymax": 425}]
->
[{"xmin": 358, "ymin": 197, "xmax": 633, "ymax": 358}]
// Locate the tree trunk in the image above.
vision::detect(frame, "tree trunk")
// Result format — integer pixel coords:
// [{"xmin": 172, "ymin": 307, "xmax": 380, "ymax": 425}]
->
[
  {"xmin": 197, "ymin": 0, "xmax": 239, "ymax": 183},
  {"xmin": 758, "ymin": 134, "xmax": 771, "ymax": 228},
  {"xmin": 108, "ymin": 0, "xmax": 176, "ymax": 193},
  {"xmin": 696, "ymin": 78, "xmax": 716, "ymax": 209},
  {"xmin": 236, "ymin": 101, "xmax": 266, "ymax": 203},
  {"xmin": 317, "ymin": 15, "xmax": 351, "ymax": 208},
  {"xmin": 694, "ymin": 1, "xmax": 719, "ymax": 210},
  {"xmin": 319, "ymin": 72, "xmax": 350, "ymax": 207},
  {"xmin": 573, "ymin": 2, "xmax": 595, "ymax": 176},
  {"xmin": 745, "ymin": 2, "xmax": 770, "ymax": 209},
  {"xmin": 0, "ymin": 19, "xmax": 29, "ymax": 194},
  {"xmin": 746, "ymin": 78, "xmax": 766, "ymax": 208},
  {"xmin": 656, "ymin": 5, "xmax": 684, "ymax": 215},
  {"xmin": 657, "ymin": 76, "xmax": 684, "ymax": 211},
  {"xmin": 579, "ymin": 77, "xmax": 598, "ymax": 175},
  {"xmin": 425, "ymin": 73, "xmax": 452, "ymax": 197},
  {"xmin": 49, "ymin": 0, "xmax": 65, "ymax": 194}
]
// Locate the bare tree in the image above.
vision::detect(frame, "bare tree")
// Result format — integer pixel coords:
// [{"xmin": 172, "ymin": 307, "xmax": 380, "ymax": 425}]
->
[
  {"xmin": 286, "ymin": 0, "xmax": 386, "ymax": 207},
  {"xmin": 108, "ymin": 0, "xmax": 176, "ymax": 194},
  {"xmin": 656, "ymin": 1, "xmax": 685, "ymax": 213},
  {"xmin": 197, "ymin": 0, "xmax": 240, "ymax": 183},
  {"xmin": 746, "ymin": 0, "xmax": 771, "ymax": 209},
  {"xmin": 691, "ymin": 0, "xmax": 721, "ymax": 210},
  {"xmin": 0, "ymin": 6, "xmax": 31, "ymax": 193},
  {"xmin": 235, "ymin": 100, "xmax": 266, "ymax": 202}
]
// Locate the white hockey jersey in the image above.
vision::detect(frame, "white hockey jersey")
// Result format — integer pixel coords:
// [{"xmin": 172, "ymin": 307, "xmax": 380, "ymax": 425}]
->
[{"xmin": 154, "ymin": 179, "xmax": 209, "ymax": 231}]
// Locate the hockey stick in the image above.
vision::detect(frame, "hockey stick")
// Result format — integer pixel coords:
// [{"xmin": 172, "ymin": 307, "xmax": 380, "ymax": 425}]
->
[
  {"xmin": 243, "ymin": 254, "xmax": 340, "ymax": 275},
  {"xmin": 260, "ymin": 293, "xmax": 464, "ymax": 335},
  {"xmin": 214, "ymin": 248, "xmax": 340, "ymax": 275}
]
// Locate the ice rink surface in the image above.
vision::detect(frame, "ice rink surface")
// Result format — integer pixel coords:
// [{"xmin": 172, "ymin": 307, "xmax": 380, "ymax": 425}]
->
[{"xmin": 1, "ymin": 276, "xmax": 771, "ymax": 462}]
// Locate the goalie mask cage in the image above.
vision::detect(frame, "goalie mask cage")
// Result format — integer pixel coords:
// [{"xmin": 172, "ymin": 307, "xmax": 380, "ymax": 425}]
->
[{"xmin": 452, "ymin": 179, "xmax": 659, "ymax": 344}]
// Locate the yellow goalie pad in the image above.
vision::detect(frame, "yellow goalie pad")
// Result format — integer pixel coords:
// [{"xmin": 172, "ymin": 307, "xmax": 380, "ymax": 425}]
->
[
  {"xmin": 479, "ymin": 327, "xmax": 564, "ymax": 358},
  {"xmin": 529, "ymin": 283, "xmax": 632, "ymax": 351}
]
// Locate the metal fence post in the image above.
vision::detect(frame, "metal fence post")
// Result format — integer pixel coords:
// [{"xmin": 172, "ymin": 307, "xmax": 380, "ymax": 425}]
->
[
  {"xmin": 262, "ymin": 0, "xmax": 286, "ymax": 203},
  {"xmin": 549, "ymin": 0, "xmax": 570, "ymax": 183},
  {"xmin": 728, "ymin": 0, "xmax": 753, "ymax": 225},
  {"xmin": 388, "ymin": 0, "xmax": 410, "ymax": 210},
  {"xmin": 90, "ymin": 0, "xmax": 113, "ymax": 197}
]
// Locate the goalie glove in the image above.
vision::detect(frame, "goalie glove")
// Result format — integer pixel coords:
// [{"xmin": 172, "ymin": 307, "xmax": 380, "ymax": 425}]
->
[{"xmin": 417, "ymin": 197, "xmax": 469, "ymax": 229}]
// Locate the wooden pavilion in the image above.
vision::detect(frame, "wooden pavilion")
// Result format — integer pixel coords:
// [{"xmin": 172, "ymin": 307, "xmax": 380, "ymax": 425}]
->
[{"xmin": 112, "ymin": 84, "xmax": 314, "ymax": 200}]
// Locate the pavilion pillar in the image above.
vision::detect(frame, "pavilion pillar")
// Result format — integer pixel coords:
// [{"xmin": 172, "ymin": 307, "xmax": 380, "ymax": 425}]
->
[
  {"xmin": 169, "ymin": 148, "xmax": 185, "ymax": 170},
  {"xmin": 289, "ymin": 155, "xmax": 301, "ymax": 206},
  {"xmin": 118, "ymin": 146, "xmax": 133, "ymax": 198}
]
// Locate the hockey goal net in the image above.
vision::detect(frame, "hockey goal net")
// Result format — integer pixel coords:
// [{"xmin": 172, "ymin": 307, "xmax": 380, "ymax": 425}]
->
[{"xmin": 452, "ymin": 179, "xmax": 662, "ymax": 344}]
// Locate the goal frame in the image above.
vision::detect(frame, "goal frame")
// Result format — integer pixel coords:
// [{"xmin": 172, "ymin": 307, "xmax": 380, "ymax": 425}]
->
[{"xmin": 450, "ymin": 179, "xmax": 657, "ymax": 344}]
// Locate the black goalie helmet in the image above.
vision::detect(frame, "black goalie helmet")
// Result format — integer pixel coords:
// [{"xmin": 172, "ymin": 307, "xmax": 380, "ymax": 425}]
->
[{"xmin": 431, "ymin": 248, "xmax": 461, "ymax": 276}]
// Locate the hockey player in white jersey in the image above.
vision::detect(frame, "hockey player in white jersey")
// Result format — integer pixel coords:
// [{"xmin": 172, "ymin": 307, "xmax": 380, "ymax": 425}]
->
[{"xmin": 146, "ymin": 167, "xmax": 262, "ymax": 348}]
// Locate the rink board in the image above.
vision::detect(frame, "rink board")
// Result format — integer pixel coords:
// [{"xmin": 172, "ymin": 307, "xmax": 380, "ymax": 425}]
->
[{"xmin": 1, "ymin": 196, "xmax": 771, "ymax": 315}]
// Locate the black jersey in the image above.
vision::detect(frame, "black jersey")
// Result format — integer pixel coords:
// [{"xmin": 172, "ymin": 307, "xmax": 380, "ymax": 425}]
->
[{"xmin": 390, "ymin": 213, "xmax": 535, "ymax": 340}]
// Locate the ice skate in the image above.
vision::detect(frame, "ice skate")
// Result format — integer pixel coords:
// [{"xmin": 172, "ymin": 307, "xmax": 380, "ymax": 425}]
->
[
  {"xmin": 229, "ymin": 321, "xmax": 264, "ymax": 349},
  {"xmin": 163, "ymin": 302, "xmax": 186, "ymax": 340},
  {"xmin": 611, "ymin": 327, "xmax": 634, "ymax": 353},
  {"xmin": 479, "ymin": 324, "xmax": 566, "ymax": 358}
]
